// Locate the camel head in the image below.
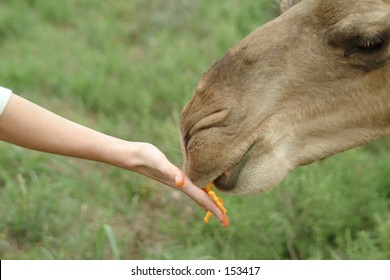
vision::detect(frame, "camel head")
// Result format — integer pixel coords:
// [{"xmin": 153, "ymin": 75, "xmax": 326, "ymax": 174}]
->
[{"xmin": 180, "ymin": 0, "xmax": 390, "ymax": 194}]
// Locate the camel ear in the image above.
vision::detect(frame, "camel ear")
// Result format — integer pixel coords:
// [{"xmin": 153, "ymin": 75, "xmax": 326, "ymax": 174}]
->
[{"xmin": 279, "ymin": 0, "xmax": 303, "ymax": 14}]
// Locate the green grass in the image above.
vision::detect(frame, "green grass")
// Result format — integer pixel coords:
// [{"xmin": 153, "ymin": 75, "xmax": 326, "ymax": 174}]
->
[{"xmin": 0, "ymin": 0, "xmax": 389, "ymax": 260}]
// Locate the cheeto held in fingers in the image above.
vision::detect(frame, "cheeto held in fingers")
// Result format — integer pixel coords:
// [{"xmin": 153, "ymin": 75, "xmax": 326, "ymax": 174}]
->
[
  {"xmin": 203, "ymin": 211, "xmax": 213, "ymax": 224},
  {"xmin": 202, "ymin": 182, "xmax": 229, "ymax": 227}
]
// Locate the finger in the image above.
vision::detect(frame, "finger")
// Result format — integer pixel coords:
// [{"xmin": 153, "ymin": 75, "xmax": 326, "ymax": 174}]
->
[
  {"xmin": 158, "ymin": 164, "xmax": 228, "ymax": 227},
  {"xmin": 180, "ymin": 176, "xmax": 228, "ymax": 227}
]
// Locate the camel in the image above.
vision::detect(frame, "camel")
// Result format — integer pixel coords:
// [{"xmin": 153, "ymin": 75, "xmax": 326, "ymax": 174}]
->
[{"xmin": 179, "ymin": 0, "xmax": 390, "ymax": 194}]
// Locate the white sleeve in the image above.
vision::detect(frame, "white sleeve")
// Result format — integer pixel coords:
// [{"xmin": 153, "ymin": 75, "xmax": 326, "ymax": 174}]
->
[{"xmin": 0, "ymin": 86, "xmax": 12, "ymax": 116}]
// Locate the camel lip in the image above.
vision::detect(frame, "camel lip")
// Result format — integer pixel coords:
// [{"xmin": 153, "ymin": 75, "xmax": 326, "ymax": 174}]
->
[
  {"xmin": 212, "ymin": 141, "xmax": 257, "ymax": 192},
  {"xmin": 213, "ymin": 173, "xmax": 238, "ymax": 191}
]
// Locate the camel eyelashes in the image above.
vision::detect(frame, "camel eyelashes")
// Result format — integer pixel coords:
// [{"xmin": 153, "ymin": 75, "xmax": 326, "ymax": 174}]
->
[
  {"xmin": 355, "ymin": 36, "xmax": 386, "ymax": 52},
  {"xmin": 345, "ymin": 33, "xmax": 388, "ymax": 56}
]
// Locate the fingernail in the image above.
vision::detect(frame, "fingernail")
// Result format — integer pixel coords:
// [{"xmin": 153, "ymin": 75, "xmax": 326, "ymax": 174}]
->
[
  {"xmin": 175, "ymin": 175, "xmax": 184, "ymax": 188},
  {"xmin": 222, "ymin": 215, "xmax": 229, "ymax": 228}
]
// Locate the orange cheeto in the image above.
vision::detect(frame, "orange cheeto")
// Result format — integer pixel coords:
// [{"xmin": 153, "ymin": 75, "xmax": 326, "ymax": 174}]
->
[{"xmin": 202, "ymin": 182, "xmax": 229, "ymax": 227}]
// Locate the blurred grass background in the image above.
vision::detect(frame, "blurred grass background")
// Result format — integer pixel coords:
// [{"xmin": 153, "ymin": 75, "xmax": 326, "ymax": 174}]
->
[{"xmin": 0, "ymin": 0, "xmax": 389, "ymax": 259}]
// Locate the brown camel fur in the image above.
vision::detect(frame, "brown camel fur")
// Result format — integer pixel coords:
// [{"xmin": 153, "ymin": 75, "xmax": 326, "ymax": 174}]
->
[{"xmin": 180, "ymin": 0, "xmax": 390, "ymax": 194}]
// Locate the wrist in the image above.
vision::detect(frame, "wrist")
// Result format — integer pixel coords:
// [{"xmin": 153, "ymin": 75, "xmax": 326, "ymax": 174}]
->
[{"xmin": 109, "ymin": 141, "xmax": 147, "ymax": 171}]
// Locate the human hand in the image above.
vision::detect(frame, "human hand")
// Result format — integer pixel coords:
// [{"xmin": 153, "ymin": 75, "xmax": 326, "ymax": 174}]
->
[
  {"xmin": 0, "ymin": 94, "xmax": 227, "ymax": 225},
  {"xmin": 130, "ymin": 142, "xmax": 228, "ymax": 227}
]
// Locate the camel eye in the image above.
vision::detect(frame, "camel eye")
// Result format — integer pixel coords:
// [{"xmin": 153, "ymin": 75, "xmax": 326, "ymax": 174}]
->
[
  {"xmin": 342, "ymin": 33, "xmax": 388, "ymax": 58},
  {"xmin": 355, "ymin": 36, "xmax": 385, "ymax": 53},
  {"xmin": 339, "ymin": 32, "xmax": 390, "ymax": 69}
]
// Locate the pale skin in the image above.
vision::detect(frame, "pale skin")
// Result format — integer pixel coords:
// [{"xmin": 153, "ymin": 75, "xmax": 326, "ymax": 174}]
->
[{"xmin": 0, "ymin": 94, "xmax": 228, "ymax": 227}]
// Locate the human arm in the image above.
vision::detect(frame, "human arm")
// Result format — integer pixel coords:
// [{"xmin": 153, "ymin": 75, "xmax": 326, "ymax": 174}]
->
[{"xmin": 0, "ymin": 92, "xmax": 228, "ymax": 226}]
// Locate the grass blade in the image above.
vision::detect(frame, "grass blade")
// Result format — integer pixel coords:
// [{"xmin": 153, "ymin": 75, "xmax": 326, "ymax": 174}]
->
[{"xmin": 96, "ymin": 224, "xmax": 120, "ymax": 260}]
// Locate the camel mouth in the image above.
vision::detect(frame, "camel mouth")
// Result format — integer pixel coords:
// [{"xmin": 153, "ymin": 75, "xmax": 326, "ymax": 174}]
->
[
  {"xmin": 213, "ymin": 142, "xmax": 257, "ymax": 192},
  {"xmin": 213, "ymin": 168, "xmax": 241, "ymax": 192}
]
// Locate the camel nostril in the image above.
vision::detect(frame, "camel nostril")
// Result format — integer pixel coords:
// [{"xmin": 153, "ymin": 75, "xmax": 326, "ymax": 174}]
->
[
  {"xmin": 188, "ymin": 108, "xmax": 230, "ymax": 136},
  {"xmin": 183, "ymin": 108, "xmax": 230, "ymax": 150}
]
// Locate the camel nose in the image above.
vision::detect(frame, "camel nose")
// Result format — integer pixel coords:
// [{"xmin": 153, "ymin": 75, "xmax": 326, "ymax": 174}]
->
[{"xmin": 181, "ymin": 100, "xmax": 230, "ymax": 153}]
